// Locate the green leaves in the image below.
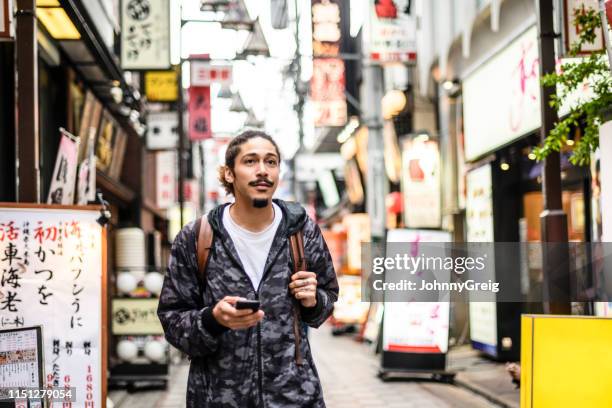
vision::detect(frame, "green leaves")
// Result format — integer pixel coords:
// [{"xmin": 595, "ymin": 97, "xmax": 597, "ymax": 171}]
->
[{"xmin": 534, "ymin": 6, "xmax": 611, "ymax": 166}]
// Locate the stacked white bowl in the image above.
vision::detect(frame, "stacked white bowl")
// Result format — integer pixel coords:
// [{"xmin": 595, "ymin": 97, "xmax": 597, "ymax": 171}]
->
[
  {"xmin": 115, "ymin": 228, "xmax": 146, "ymax": 292},
  {"xmin": 116, "ymin": 228, "xmax": 146, "ymax": 268}
]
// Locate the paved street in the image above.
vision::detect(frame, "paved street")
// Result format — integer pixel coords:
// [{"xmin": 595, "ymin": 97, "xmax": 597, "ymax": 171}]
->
[{"xmin": 109, "ymin": 324, "xmax": 498, "ymax": 408}]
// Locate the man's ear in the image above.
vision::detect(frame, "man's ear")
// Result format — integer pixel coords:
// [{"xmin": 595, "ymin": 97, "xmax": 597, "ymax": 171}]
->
[{"xmin": 224, "ymin": 166, "xmax": 234, "ymax": 183}]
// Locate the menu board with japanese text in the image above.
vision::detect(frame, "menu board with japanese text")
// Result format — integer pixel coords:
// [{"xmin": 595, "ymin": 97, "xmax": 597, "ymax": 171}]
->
[
  {"xmin": 0, "ymin": 205, "xmax": 105, "ymax": 407},
  {"xmin": 0, "ymin": 327, "xmax": 43, "ymax": 388}
]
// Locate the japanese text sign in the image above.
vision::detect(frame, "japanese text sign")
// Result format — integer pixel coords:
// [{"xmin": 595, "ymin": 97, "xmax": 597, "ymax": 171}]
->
[
  {"xmin": 121, "ymin": 0, "xmax": 170, "ymax": 70},
  {"xmin": 190, "ymin": 62, "xmax": 232, "ymax": 87},
  {"xmin": 311, "ymin": 59, "xmax": 347, "ymax": 127},
  {"xmin": 188, "ymin": 86, "xmax": 212, "ymax": 141},
  {"xmin": 366, "ymin": 0, "xmax": 417, "ymax": 63},
  {"xmin": 0, "ymin": 205, "xmax": 104, "ymax": 407},
  {"xmin": 144, "ymin": 70, "xmax": 178, "ymax": 102}
]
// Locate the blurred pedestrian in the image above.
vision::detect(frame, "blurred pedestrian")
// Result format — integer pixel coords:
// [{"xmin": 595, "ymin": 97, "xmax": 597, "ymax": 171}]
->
[{"xmin": 158, "ymin": 130, "xmax": 339, "ymax": 407}]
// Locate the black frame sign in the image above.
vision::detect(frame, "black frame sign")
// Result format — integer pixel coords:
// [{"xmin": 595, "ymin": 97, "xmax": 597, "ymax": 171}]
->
[{"xmin": 0, "ymin": 326, "xmax": 45, "ymax": 395}]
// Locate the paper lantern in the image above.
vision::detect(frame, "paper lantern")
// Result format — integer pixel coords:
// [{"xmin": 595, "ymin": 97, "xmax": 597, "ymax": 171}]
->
[
  {"xmin": 116, "ymin": 272, "xmax": 137, "ymax": 294},
  {"xmin": 117, "ymin": 340, "xmax": 138, "ymax": 362},
  {"xmin": 144, "ymin": 272, "xmax": 164, "ymax": 296},
  {"xmin": 144, "ymin": 340, "xmax": 165, "ymax": 363}
]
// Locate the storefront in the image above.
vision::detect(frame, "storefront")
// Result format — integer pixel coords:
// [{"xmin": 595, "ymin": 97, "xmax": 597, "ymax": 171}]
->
[
  {"xmin": 1, "ymin": 0, "xmax": 173, "ymax": 394},
  {"xmin": 441, "ymin": 0, "xmax": 600, "ymax": 359}
]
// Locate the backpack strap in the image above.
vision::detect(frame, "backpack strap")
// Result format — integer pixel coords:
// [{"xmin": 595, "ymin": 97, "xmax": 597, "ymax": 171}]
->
[
  {"xmin": 289, "ymin": 230, "xmax": 306, "ymax": 365},
  {"xmin": 195, "ymin": 215, "xmax": 214, "ymax": 288}
]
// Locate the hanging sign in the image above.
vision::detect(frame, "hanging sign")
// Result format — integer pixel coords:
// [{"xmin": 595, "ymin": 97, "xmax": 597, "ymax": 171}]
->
[
  {"xmin": 76, "ymin": 128, "xmax": 97, "ymax": 205},
  {"xmin": 563, "ymin": 0, "xmax": 605, "ymax": 55},
  {"xmin": 145, "ymin": 70, "xmax": 178, "ymax": 102},
  {"xmin": 188, "ymin": 86, "xmax": 212, "ymax": 141},
  {"xmin": 147, "ymin": 111, "xmax": 178, "ymax": 150},
  {"xmin": 0, "ymin": 205, "xmax": 106, "ymax": 407},
  {"xmin": 111, "ymin": 299, "xmax": 163, "ymax": 335},
  {"xmin": 47, "ymin": 129, "xmax": 80, "ymax": 205},
  {"xmin": 366, "ymin": 0, "xmax": 417, "ymax": 63},
  {"xmin": 190, "ymin": 62, "xmax": 232, "ymax": 87},
  {"xmin": 155, "ymin": 150, "xmax": 176, "ymax": 209},
  {"xmin": 311, "ymin": 0, "xmax": 347, "ymax": 127},
  {"xmin": 311, "ymin": 59, "xmax": 347, "ymax": 127},
  {"xmin": 0, "ymin": 0, "xmax": 12, "ymax": 39},
  {"xmin": 401, "ymin": 137, "xmax": 441, "ymax": 229},
  {"xmin": 121, "ymin": 0, "xmax": 171, "ymax": 70}
]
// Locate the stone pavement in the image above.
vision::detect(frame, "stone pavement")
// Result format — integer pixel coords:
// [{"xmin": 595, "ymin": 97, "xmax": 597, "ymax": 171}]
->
[
  {"xmin": 109, "ymin": 323, "xmax": 502, "ymax": 407},
  {"xmin": 447, "ymin": 346, "xmax": 520, "ymax": 408}
]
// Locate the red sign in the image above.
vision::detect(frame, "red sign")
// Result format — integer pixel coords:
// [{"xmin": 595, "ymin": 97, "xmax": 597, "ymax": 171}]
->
[
  {"xmin": 311, "ymin": 58, "xmax": 347, "ymax": 127},
  {"xmin": 190, "ymin": 62, "xmax": 232, "ymax": 86},
  {"xmin": 607, "ymin": 0, "xmax": 612, "ymax": 27},
  {"xmin": 188, "ymin": 86, "xmax": 212, "ymax": 141}
]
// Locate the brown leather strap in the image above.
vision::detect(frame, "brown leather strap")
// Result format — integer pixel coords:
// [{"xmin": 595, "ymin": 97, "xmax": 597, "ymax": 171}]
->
[
  {"xmin": 196, "ymin": 215, "xmax": 214, "ymax": 287},
  {"xmin": 289, "ymin": 231, "xmax": 305, "ymax": 365}
]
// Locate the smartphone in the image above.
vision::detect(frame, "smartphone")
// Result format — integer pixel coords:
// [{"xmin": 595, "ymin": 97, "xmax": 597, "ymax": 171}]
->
[{"xmin": 235, "ymin": 299, "xmax": 260, "ymax": 312}]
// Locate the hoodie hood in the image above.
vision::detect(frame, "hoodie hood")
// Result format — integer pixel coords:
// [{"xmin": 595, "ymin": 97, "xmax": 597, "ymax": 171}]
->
[{"xmin": 208, "ymin": 199, "xmax": 308, "ymax": 237}]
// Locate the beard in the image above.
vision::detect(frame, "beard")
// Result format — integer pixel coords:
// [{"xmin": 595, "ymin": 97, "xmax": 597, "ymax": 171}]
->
[{"xmin": 252, "ymin": 198, "xmax": 269, "ymax": 208}]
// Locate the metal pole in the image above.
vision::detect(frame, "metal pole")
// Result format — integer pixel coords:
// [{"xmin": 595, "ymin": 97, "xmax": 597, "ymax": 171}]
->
[
  {"xmin": 363, "ymin": 63, "xmax": 386, "ymax": 241},
  {"xmin": 536, "ymin": 0, "xmax": 571, "ymax": 314},
  {"xmin": 293, "ymin": 0, "xmax": 305, "ymax": 202},
  {"xmin": 177, "ymin": 3, "xmax": 186, "ymax": 228},
  {"xmin": 178, "ymin": 62, "xmax": 186, "ymax": 227},
  {"xmin": 15, "ymin": 0, "xmax": 40, "ymax": 202}
]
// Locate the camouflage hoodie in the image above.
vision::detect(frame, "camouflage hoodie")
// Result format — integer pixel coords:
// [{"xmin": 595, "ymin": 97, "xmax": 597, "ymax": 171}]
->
[{"xmin": 157, "ymin": 199, "xmax": 339, "ymax": 407}]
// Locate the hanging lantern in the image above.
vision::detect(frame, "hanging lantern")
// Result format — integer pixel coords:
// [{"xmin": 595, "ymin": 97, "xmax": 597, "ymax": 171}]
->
[
  {"xmin": 236, "ymin": 18, "xmax": 270, "ymax": 58},
  {"xmin": 229, "ymin": 92, "xmax": 247, "ymax": 113},
  {"xmin": 217, "ymin": 84, "xmax": 233, "ymax": 99},
  {"xmin": 221, "ymin": 0, "xmax": 254, "ymax": 31},
  {"xmin": 200, "ymin": 0, "xmax": 231, "ymax": 12}
]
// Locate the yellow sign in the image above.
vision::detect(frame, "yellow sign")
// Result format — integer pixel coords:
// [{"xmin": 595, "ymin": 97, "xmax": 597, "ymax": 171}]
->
[
  {"xmin": 145, "ymin": 70, "xmax": 178, "ymax": 102},
  {"xmin": 112, "ymin": 298, "xmax": 164, "ymax": 335},
  {"xmin": 521, "ymin": 315, "xmax": 612, "ymax": 407}
]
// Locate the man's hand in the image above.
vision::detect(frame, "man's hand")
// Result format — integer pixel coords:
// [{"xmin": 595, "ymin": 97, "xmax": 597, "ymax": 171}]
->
[
  {"xmin": 212, "ymin": 296, "xmax": 264, "ymax": 330},
  {"xmin": 289, "ymin": 271, "xmax": 318, "ymax": 308}
]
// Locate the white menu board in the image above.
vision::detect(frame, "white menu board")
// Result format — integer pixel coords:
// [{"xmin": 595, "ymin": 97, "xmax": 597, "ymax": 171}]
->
[
  {"xmin": 383, "ymin": 229, "xmax": 451, "ymax": 354},
  {"xmin": 464, "ymin": 164, "xmax": 498, "ymax": 352},
  {"xmin": 466, "ymin": 164, "xmax": 494, "ymax": 242},
  {"xmin": 0, "ymin": 205, "xmax": 104, "ymax": 407}
]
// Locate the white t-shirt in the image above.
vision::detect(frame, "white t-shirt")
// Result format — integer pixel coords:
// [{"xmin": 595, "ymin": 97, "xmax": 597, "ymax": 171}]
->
[{"xmin": 222, "ymin": 203, "xmax": 283, "ymax": 290}]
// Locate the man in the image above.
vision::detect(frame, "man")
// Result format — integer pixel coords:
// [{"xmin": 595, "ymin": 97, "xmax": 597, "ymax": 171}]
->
[{"xmin": 158, "ymin": 130, "xmax": 339, "ymax": 407}]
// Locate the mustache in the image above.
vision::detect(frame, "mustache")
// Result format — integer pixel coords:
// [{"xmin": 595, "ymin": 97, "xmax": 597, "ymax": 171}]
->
[{"xmin": 249, "ymin": 178, "xmax": 274, "ymax": 187}]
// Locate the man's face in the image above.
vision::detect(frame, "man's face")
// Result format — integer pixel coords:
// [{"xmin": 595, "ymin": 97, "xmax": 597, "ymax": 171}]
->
[{"xmin": 225, "ymin": 137, "xmax": 280, "ymax": 205}]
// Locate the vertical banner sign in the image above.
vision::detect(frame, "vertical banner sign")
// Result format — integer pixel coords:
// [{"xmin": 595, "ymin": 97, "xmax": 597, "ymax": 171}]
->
[
  {"xmin": 0, "ymin": 206, "xmax": 105, "ymax": 407},
  {"xmin": 47, "ymin": 130, "xmax": 80, "ymax": 205},
  {"xmin": 401, "ymin": 137, "xmax": 442, "ymax": 229},
  {"xmin": 76, "ymin": 129, "xmax": 97, "ymax": 205},
  {"xmin": 311, "ymin": 0, "xmax": 347, "ymax": 127},
  {"xmin": 121, "ymin": 0, "xmax": 171, "ymax": 70},
  {"xmin": 0, "ymin": 0, "xmax": 11, "ymax": 39},
  {"xmin": 366, "ymin": 0, "xmax": 417, "ymax": 63},
  {"xmin": 155, "ymin": 150, "xmax": 176, "ymax": 209},
  {"xmin": 188, "ymin": 87, "xmax": 212, "ymax": 141}
]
